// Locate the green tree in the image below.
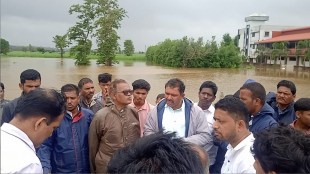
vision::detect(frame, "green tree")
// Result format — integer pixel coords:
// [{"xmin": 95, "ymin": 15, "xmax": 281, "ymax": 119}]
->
[
  {"xmin": 0, "ymin": 38, "xmax": 10, "ymax": 55},
  {"xmin": 94, "ymin": 0, "xmax": 126, "ymax": 66},
  {"xmin": 124, "ymin": 40, "xmax": 134, "ymax": 56},
  {"xmin": 68, "ymin": 0, "xmax": 96, "ymax": 65},
  {"xmin": 222, "ymin": 33, "xmax": 233, "ymax": 46},
  {"xmin": 53, "ymin": 34, "xmax": 70, "ymax": 59},
  {"xmin": 272, "ymin": 42, "xmax": 288, "ymax": 65},
  {"xmin": 37, "ymin": 47, "xmax": 45, "ymax": 54},
  {"xmin": 28, "ymin": 44, "xmax": 34, "ymax": 52},
  {"xmin": 296, "ymin": 40, "xmax": 310, "ymax": 67}
]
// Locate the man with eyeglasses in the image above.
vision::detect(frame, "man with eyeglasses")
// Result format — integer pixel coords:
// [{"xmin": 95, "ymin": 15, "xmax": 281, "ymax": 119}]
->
[{"xmin": 88, "ymin": 79, "xmax": 140, "ymax": 173}]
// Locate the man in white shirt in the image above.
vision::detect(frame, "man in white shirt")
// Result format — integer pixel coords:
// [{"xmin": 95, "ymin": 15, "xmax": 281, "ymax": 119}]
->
[
  {"xmin": 144, "ymin": 78, "xmax": 212, "ymax": 148},
  {"xmin": 213, "ymin": 96, "xmax": 255, "ymax": 174},
  {"xmin": 196, "ymin": 81, "xmax": 220, "ymax": 172},
  {"xmin": 1, "ymin": 88, "xmax": 65, "ymax": 173}
]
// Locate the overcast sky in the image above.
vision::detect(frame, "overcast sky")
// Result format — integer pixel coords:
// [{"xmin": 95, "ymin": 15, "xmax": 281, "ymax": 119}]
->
[{"xmin": 1, "ymin": 0, "xmax": 310, "ymax": 52}]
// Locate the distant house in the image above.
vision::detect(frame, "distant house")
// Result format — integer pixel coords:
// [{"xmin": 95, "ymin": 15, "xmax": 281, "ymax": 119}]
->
[
  {"xmin": 237, "ymin": 13, "xmax": 296, "ymax": 60},
  {"xmin": 256, "ymin": 26, "xmax": 310, "ymax": 66}
]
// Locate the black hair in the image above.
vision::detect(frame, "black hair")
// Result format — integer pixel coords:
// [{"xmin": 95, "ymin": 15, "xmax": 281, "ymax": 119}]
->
[
  {"xmin": 14, "ymin": 88, "xmax": 66, "ymax": 125},
  {"xmin": 214, "ymin": 96, "xmax": 250, "ymax": 128},
  {"xmin": 0, "ymin": 82, "xmax": 4, "ymax": 90},
  {"xmin": 78, "ymin": 78, "xmax": 93, "ymax": 89},
  {"xmin": 156, "ymin": 93, "xmax": 165, "ymax": 100},
  {"xmin": 165, "ymin": 78, "xmax": 185, "ymax": 94},
  {"xmin": 98, "ymin": 73, "xmax": 112, "ymax": 83},
  {"xmin": 252, "ymin": 126, "xmax": 310, "ymax": 173},
  {"xmin": 240, "ymin": 82, "xmax": 266, "ymax": 104},
  {"xmin": 20, "ymin": 69, "xmax": 41, "ymax": 84},
  {"xmin": 277, "ymin": 80, "xmax": 296, "ymax": 95},
  {"xmin": 294, "ymin": 98, "xmax": 310, "ymax": 112},
  {"xmin": 61, "ymin": 84, "xmax": 79, "ymax": 96},
  {"xmin": 199, "ymin": 81, "xmax": 218, "ymax": 96},
  {"xmin": 107, "ymin": 132, "xmax": 205, "ymax": 173},
  {"xmin": 132, "ymin": 79, "xmax": 151, "ymax": 92}
]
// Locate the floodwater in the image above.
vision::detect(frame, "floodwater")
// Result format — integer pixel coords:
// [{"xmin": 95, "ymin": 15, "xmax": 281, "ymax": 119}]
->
[{"xmin": 1, "ymin": 57, "xmax": 309, "ymax": 105}]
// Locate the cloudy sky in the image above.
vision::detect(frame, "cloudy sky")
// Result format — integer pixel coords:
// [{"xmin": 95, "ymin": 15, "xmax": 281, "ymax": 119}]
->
[{"xmin": 1, "ymin": 0, "xmax": 310, "ymax": 52}]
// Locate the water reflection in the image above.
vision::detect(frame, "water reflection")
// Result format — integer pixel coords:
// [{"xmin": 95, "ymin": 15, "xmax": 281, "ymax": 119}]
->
[{"xmin": 1, "ymin": 57, "xmax": 309, "ymax": 105}]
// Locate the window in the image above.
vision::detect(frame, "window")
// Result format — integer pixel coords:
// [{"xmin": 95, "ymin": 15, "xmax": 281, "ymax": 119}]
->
[
  {"xmin": 264, "ymin": 31, "xmax": 270, "ymax": 37},
  {"xmin": 252, "ymin": 32, "xmax": 255, "ymax": 37}
]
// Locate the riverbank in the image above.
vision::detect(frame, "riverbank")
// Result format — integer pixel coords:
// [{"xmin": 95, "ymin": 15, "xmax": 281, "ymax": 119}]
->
[{"xmin": 2, "ymin": 51, "xmax": 146, "ymax": 61}]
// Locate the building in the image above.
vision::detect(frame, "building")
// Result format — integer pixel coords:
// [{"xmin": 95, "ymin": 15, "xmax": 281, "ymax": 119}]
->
[
  {"xmin": 256, "ymin": 26, "xmax": 310, "ymax": 67},
  {"xmin": 237, "ymin": 14, "xmax": 296, "ymax": 60}
]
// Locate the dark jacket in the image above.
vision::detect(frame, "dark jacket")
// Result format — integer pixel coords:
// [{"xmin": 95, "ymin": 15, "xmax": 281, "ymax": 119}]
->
[
  {"xmin": 266, "ymin": 92, "xmax": 295, "ymax": 125},
  {"xmin": 37, "ymin": 107, "xmax": 94, "ymax": 173},
  {"xmin": 0, "ymin": 97, "xmax": 21, "ymax": 126},
  {"xmin": 250, "ymin": 103, "xmax": 278, "ymax": 135}
]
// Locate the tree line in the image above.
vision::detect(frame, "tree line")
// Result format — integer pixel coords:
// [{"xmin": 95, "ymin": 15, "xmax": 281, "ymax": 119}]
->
[{"xmin": 146, "ymin": 34, "xmax": 242, "ymax": 68}]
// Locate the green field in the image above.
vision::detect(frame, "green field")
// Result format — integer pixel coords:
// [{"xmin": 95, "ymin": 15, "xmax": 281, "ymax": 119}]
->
[{"xmin": 3, "ymin": 51, "xmax": 146, "ymax": 61}]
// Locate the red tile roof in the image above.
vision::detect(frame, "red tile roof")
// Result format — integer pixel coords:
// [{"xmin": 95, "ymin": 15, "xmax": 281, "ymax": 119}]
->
[{"xmin": 257, "ymin": 26, "xmax": 310, "ymax": 44}]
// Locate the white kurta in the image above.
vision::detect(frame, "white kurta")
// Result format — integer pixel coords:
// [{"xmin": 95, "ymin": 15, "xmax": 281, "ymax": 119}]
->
[{"xmin": 1, "ymin": 123, "xmax": 43, "ymax": 173}]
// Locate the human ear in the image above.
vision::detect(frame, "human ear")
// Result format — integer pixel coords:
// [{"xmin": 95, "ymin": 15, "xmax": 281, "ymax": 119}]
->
[{"xmin": 34, "ymin": 117, "xmax": 46, "ymax": 131}]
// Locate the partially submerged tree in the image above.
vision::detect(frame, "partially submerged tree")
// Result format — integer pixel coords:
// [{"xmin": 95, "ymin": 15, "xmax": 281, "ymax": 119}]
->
[
  {"xmin": 94, "ymin": 0, "xmax": 126, "ymax": 65},
  {"xmin": 124, "ymin": 40, "xmax": 134, "ymax": 56},
  {"xmin": 68, "ymin": 0, "xmax": 96, "ymax": 65},
  {"xmin": 53, "ymin": 34, "xmax": 70, "ymax": 59}
]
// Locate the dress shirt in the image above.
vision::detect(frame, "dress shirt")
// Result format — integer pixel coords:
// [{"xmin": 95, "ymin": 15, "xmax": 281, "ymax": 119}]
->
[
  {"xmin": 1, "ymin": 123, "xmax": 43, "ymax": 173},
  {"xmin": 221, "ymin": 133, "xmax": 255, "ymax": 174}
]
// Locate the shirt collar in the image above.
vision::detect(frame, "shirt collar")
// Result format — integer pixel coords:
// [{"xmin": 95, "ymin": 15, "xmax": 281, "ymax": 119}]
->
[
  {"xmin": 1, "ymin": 123, "xmax": 36, "ymax": 153},
  {"xmin": 165, "ymin": 99, "xmax": 185, "ymax": 111}
]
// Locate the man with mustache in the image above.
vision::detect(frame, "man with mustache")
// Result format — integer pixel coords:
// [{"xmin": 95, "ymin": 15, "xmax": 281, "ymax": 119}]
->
[
  {"xmin": 89, "ymin": 79, "xmax": 140, "ymax": 173},
  {"xmin": 266, "ymin": 80, "xmax": 296, "ymax": 125},
  {"xmin": 144, "ymin": 78, "xmax": 212, "ymax": 148},
  {"xmin": 213, "ymin": 97, "xmax": 255, "ymax": 173},
  {"xmin": 37, "ymin": 84, "xmax": 94, "ymax": 173},
  {"xmin": 78, "ymin": 78, "xmax": 102, "ymax": 114}
]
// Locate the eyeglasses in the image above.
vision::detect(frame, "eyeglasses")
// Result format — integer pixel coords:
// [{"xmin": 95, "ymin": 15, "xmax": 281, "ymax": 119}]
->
[{"xmin": 117, "ymin": 89, "xmax": 133, "ymax": 96}]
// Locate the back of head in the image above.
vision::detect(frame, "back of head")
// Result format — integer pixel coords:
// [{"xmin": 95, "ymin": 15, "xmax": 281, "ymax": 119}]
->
[
  {"xmin": 277, "ymin": 80, "xmax": 296, "ymax": 95},
  {"xmin": 253, "ymin": 126, "xmax": 310, "ymax": 173},
  {"xmin": 78, "ymin": 77, "xmax": 93, "ymax": 89},
  {"xmin": 98, "ymin": 73, "xmax": 112, "ymax": 83},
  {"xmin": 156, "ymin": 93, "xmax": 165, "ymax": 100},
  {"xmin": 132, "ymin": 79, "xmax": 151, "ymax": 92},
  {"xmin": 165, "ymin": 78, "xmax": 185, "ymax": 94},
  {"xmin": 61, "ymin": 84, "xmax": 79, "ymax": 96},
  {"xmin": 14, "ymin": 88, "xmax": 66, "ymax": 124},
  {"xmin": 240, "ymin": 82, "xmax": 266, "ymax": 104},
  {"xmin": 20, "ymin": 69, "xmax": 41, "ymax": 84},
  {"xmin": 107, "ymin": 132, "xmax": 205, "ymax": 173},
  {"xmin": 294, "ymin": 98, "xmax": 310, "ymax": 112},
  {"xmin": 215, "ymin": 96, "xmax": 250, "ymax": 128},
  {"xmin": 199, "ymin": 81, "xmax": 218, "ymax": 96}
]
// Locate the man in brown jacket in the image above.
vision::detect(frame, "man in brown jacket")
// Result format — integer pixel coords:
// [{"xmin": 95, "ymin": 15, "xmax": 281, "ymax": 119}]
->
[{"xmin": 89, "ymin": 79, "xmax": 140, "ymax": 173}]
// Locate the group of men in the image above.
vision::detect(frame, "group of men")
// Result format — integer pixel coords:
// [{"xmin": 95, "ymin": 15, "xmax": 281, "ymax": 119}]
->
[{"xmin": 1, "ymin": 68, "xmax": 310, "ymax": 174}]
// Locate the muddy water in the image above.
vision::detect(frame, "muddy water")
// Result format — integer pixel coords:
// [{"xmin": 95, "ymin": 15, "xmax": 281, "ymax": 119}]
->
[{"xmin": 1, "ymin": 57, "xmax": 309, "ymax": 105}]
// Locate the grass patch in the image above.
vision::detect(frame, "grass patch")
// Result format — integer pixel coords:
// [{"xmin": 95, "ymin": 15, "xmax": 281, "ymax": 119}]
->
[{"xmin": 4, "ymin": 51, "xmax": 146, "ymax": 61}]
